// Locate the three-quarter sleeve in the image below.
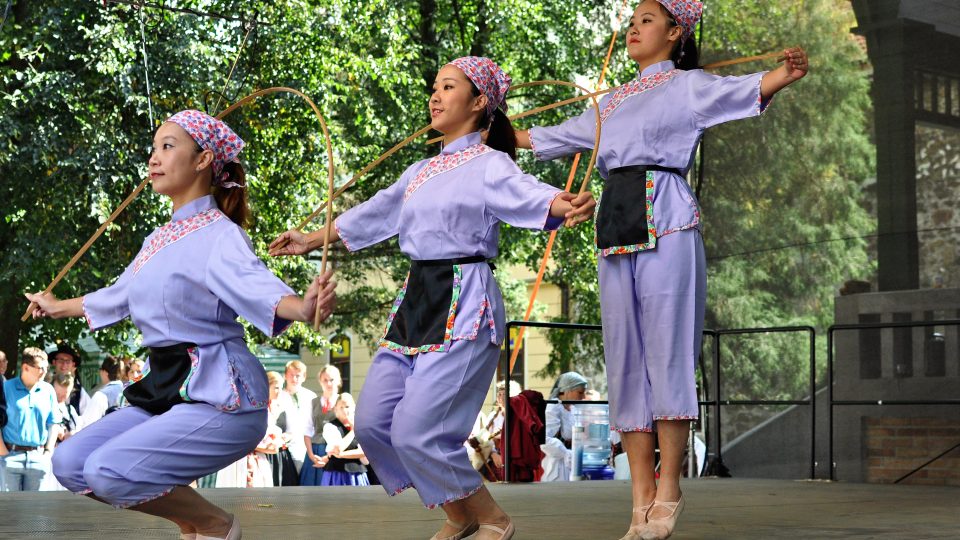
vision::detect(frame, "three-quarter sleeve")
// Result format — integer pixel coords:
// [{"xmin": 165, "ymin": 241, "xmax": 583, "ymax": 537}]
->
[
  {"xmin": 333, "ymin": 165, "xmax": 416, "ymax": 252},
  {"xmin": 687, "ymin": 70, "xmax": 770, "ymax": 130},
  {"xmin": 483, "ymin": 154, "xmax": 564, "ymax": 231},
  {"xmin": 527, "ymin": 96, "xmax": 604, "ymax": 161},
  {"xmin": 206, "ymin": 225, "xmax": 297, "ymax": 337},
  {"xmin": 82, "ymin": 251, "xmax": 140, "ymax": 331}
]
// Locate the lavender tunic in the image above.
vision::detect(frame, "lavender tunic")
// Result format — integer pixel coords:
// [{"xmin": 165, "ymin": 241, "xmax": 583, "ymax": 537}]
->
[
  {"xmin": 529, "ymin": 60, "xmax": 770, "ymax": 429},
  {"xmin": 339, "ymin": 132, "xmax": 562, "ymax": 507},
  {"xmin": 335, "ymin": 131, "xmax": 563, "ymax": 351},
  {"xmin": 530, "ymin": 60, "xmax": 769, "ymax": 246},
  {"xmin": 82, "ymin": 195, "xmax": 296, "ymax": 413}
]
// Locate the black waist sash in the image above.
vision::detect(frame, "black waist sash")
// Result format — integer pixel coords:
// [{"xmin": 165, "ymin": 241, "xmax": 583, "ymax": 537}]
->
[
  {"xmin": 596, "ymin": 165, "xmax": 682, "ymax": 251},
  {"xmin": 123, "ymin": 342, "xmax": 197, "ymax": 415},
  {"xmin": 383, "ymin": 256, "xmax": 490, "ymax": 349}
]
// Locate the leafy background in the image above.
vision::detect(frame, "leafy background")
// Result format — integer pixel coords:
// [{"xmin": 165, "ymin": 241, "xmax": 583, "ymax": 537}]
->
[{"xmin": 1, "ymin": 1, "xmax": 875, "ymax": 420}]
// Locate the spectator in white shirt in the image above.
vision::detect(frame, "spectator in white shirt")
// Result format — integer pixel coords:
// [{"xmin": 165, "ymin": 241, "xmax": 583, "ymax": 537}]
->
[{"xmin": 282, "ymin": 360, "xmax": 316, "ymax": 472}]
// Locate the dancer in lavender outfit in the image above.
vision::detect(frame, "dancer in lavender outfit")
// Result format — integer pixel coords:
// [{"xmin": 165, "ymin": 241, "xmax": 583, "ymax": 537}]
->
[
  {"xmin": 26, "ymin": 109, "xmax": 337, "ymax": 540},
  {"xmin": 270, "ymin": 57, "xmax": 595, "ymax": 540},
  {"xmin": 517, "ymin": 1, "xmax": 809, "ymax": 538}
]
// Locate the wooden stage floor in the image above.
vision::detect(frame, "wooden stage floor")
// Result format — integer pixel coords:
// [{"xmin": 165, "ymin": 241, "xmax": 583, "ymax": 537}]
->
[{"xmin": 1, "ymin": 478, "xmax": 957, "ymax": 539}]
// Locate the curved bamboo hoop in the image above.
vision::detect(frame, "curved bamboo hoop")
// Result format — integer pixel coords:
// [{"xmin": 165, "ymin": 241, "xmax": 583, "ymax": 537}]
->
[
  {"xmin": 702, "ymin": 51, "xmax": 786, "ymax": 70},
  {"xmin": 512, "ymin": 79, "xmax": 602, "ymax": 196},
  {"xmin": 506, "ymin": 50, "xmax": 790, "ymax": 371},
  {"xmin": 507, "ymin": 0, "xmax": 628, "ymax": 375},
  {"xmin": 22, "ymin": 87, "xmax": 336, "ymax": 324},
  {"xmin": 284, "ymin": 79, "xmax": 604, "ymax": 242}
]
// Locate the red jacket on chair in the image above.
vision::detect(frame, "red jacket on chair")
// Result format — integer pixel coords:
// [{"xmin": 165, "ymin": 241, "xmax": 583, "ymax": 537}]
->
[{"xmin": 499, "ymin": 389, "xmax": 546, "ymax": 482}]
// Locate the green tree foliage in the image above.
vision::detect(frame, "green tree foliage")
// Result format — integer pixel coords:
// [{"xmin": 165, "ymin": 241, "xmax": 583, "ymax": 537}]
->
[
  {"xmin": 0, "ymin": 0, "xmax": 610, "ymax": 359},
  {"xmin": 698, "ymin": 0, "xmax": 875, "ymax": 401},
  {"xmin": 1, "ymin": 0, "xmax": 873, "ymax": 406},
  {"xmin": 539, "ymin": 0, "xmax": 876, "ymax": 400}
]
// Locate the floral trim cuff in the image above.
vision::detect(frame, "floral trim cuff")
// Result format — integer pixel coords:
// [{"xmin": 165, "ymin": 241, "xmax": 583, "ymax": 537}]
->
[
  {"xmin": 269, "ymin": 295, "xmax": 294, "ymax": 337},
  {"xmin": 334, "ymin": 217, "xmax": 355, "ymax": 252},
  {"xmin": 425, "ymin": 483, "xmax": 484, "ymax": 509},
  {"xmin": 654, "ymin": 415, "xmax": 699, "ymax": 421},
  {"xmin": 81, "ymin": 295, "xmax": 96, "ymax": 331},
  {"xmin": 612, "ymin": 426, "xmax": 654, "ymax": 433},
  {"xmin": 112, "ymin": 484, "xmax": 176, "ymax": 509},
  {"xmin": 756, "ymin": 73, "xmax": 773, "ymax": 116},
  {"xmin": 528, "ymin": 127, "xmax": 546, "ymax": 161}
]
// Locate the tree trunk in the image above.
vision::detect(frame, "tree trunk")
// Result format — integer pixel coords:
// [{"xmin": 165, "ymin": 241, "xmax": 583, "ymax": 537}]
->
[
  {"xmin": 418, "ymin": 0, "xmax": 439, "ymax": 93},
  {"xmin": 470, "ymin": 0, "xmax": 491, "ymax": 58},
  {"xmin": 0, "ymin": 289, "xmax": 23, "ymax": 378}
]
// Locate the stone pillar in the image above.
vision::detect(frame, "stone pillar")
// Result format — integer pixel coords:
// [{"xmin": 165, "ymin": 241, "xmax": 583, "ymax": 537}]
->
[{"xmin": 852, "ymin": 0, "xmax": 920, "ymax": 290}]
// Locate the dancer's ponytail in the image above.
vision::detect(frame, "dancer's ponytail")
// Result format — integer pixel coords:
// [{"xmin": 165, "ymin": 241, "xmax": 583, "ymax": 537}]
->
[
  {"xmin": 485, "ymin": 108, "xmax": 517, "ymax": 161},
  {"xmin": 212, "ymin": 161, "xmax": 251, "ymax": 228},
  {"xmin": 469, "ymin": 83, "xmax": 518, "ymax": 161}
]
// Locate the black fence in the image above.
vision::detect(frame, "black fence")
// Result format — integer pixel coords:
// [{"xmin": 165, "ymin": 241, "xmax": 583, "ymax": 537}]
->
[
  {"xmin": 502, "ymin": 320, "xmax": 817, "ymax": 481},
  {"xmin": 826, "ymin": 319, "xmax": 960, "ymax": 481}
]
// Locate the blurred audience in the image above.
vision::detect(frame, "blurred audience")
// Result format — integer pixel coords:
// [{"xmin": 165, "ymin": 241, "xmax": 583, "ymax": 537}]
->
[
  {"xmin": 1, "ymin": 348, "xmax": 61, "ymax": 491},
  {"xmin": 49, "ymin": 345, "xmax": 90, "ymax": 415},
  {"xmin": 317, "ymin": 393, "xmax": 369, "ymax": 486},
  {"xmin": 75, "ymin": 356, "xmax": 126, "ymax": 430},
  {"xmin": 541, "ymin": 372, "xmax": 588, "ymax": 482},
  {"xmin": 283, "ymin": 360, "xmax": 315, "ymax": 473},
  {"xmin": 302, "ymin": 364, "xmax": 341, "ymax": 486},
  {"xmin": 265, "ymin": 371, "xmax": 299, "ymax": 486}
]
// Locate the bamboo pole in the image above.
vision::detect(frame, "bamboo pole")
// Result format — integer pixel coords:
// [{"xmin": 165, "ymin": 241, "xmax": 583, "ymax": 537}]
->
[
  {"xmin": 20, "ymin": 179, "xmax": 149, "ymax": 321},
  {"xmin": 508, "ymin": 0, "xmax": 628, "ymax": 375},
  {"xmin": 23, "ymin": 87, "xmax": 336, "ymax": 324}
]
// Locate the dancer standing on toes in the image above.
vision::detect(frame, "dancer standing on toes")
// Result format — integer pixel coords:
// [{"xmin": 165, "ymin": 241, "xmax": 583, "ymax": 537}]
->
[
  {"xmin": 269, "ymin": 56, "xmax": 595, "ymax": 540},
  {"xmin": 516, "ymin": 1, "xmax": 808, "ymax": 538},
  {"xmin": 25, "ymin": 109, "xmax": 337, "ymax": 540}
]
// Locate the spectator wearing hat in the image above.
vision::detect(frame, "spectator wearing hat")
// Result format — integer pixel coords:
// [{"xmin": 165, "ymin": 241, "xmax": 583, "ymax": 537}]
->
[
  {"xmin": 1, "ymin": 347, "xmax": 62, "ymax": 491},
  {"xmin": 50, "ymin": 345, "xmax": 90, "ymax": 415}
]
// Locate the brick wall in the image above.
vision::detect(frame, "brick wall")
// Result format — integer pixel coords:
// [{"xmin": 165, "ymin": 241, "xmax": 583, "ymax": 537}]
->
[{"xmin": 864, "ymin": 417, "xmax": 960, "ymax": 486}]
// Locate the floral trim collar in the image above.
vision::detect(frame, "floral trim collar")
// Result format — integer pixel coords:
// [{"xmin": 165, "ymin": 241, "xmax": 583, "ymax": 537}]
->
[
  {"xmin": 600, "ymin": 69, "xmax": 680, "ymax": 123},
  {"xmin": 403, "ymin": 143, "xmax": 493, "ymax": 201},
  {"xmin": 132, "ymin": 208, "xmax": 224, "ymax": 274}
]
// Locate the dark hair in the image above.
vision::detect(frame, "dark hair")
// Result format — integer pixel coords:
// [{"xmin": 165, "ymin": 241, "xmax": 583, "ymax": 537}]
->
[
  {"xmin": 660, "ymin": 5, "xmax": 700, "ymax": 70},
  {"xmin": 193, "ymin": 144, "xmax": 251, "ymax": 228},
  {"xmin": 212, "ymin": 162, "xmax": 251, "ymax": 228},
  {"xmin": 469, "ymin": 84, "xmax": 518, "ymax": 161},
  {"xmin": 100, "ymin": 355, "xmax": 125, "ymax": 382}
]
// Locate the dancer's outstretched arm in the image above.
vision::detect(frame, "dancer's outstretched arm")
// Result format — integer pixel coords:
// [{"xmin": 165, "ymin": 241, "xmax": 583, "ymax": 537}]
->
[{"xmin": 760, "ymin": 46, "xmax": 809, "ymax": 99}]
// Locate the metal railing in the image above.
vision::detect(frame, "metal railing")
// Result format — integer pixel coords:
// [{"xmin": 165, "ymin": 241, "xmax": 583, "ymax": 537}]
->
[
  {"xmin": 502, "ymin": 320, "xmax": 817, "ymax": 481},
  {"xmin": 827, "ymin": 319, "xmax": 960, "ymax": 481},
  {"xmin": 706, "ymin": 326, "xmax": 817, "ymax": 479}
]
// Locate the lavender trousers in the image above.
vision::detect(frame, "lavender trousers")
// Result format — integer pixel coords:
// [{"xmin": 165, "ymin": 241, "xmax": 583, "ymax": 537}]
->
[
  {"xmin": 52, "ymin": 403, "xmax": 266, "ymax": 508},
  {"xmin": 355, "ymin": 339, "xmax": 500, "ymax": 508},
  {"xmin": 600, "ymin": 229, "xmax": 706, "ymax": 432}
]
